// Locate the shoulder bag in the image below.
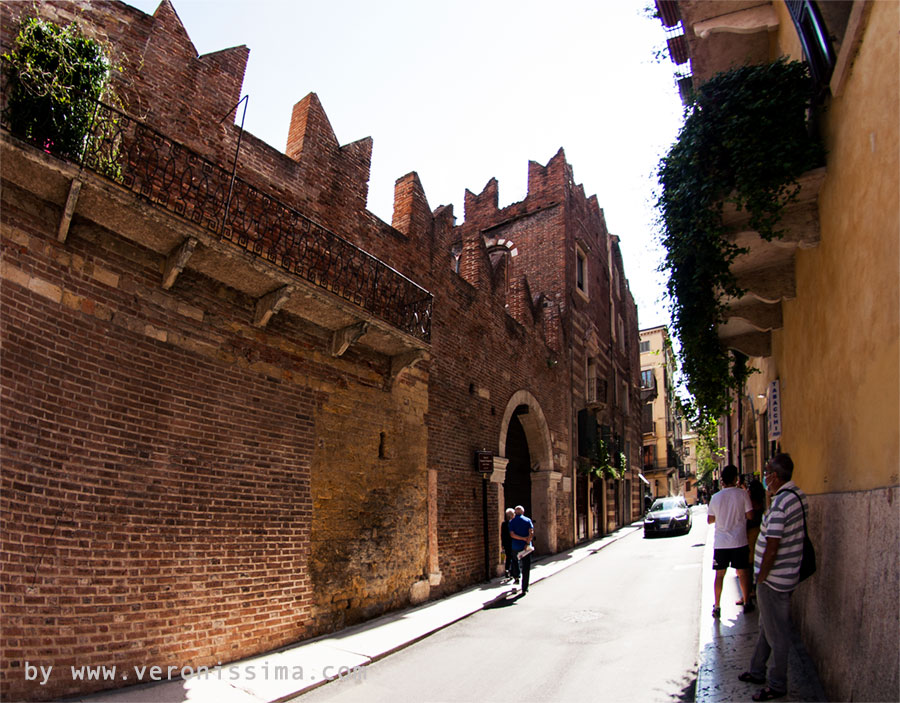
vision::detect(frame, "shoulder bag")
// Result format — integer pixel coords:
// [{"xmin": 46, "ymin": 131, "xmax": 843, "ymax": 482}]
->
[{"xmin": 783, "ymin": 488, "xmax": 816, "ymax": 582}]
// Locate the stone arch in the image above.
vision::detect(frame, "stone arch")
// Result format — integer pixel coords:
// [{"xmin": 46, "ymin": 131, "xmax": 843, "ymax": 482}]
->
[
  {"xmin": 498, "ymin": 390, "xmax": 553, "ymax": 471},
  {"xmin": 496, "ymin": 390, "xmax": 560, "ymax": 555}
]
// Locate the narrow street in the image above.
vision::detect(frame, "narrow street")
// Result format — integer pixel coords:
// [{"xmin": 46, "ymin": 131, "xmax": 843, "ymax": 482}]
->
[{"xmin": 296, "ymin": 507, "xmax": 707, "ymax": 703}]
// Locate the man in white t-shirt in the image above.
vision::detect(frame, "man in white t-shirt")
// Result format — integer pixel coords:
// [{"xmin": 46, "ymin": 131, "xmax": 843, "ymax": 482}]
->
[{"xmin": 707, "ymin": 464, "xmax": 754, "ymax": 617}]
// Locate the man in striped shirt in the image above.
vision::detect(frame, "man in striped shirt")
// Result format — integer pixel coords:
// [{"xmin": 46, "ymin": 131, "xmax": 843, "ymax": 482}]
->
[{"xmin": 740, "ymin": 453, "xmax": 810, "ymax": 702}]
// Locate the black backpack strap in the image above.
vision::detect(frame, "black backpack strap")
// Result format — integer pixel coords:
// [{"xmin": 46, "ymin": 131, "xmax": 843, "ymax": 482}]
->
[{"xmin": 782, "ymin": 488, "xmax": 808, "ymax": 535}]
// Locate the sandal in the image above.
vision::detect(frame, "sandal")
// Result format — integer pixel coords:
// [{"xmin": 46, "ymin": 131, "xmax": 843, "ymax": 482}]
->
[
  {"xmin": 738, "ymin": 672, "xmax": 766, "ymax": 685},
  {"xmin": 712, "ymin": 606, "xmax": 721, "ymax": 618},
  {"xmin": 752, "ymin": 687, "xmax": 786, "ymax": 701}
]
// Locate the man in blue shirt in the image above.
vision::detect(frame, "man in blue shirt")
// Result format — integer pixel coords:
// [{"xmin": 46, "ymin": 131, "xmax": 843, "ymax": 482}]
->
[{"xmin": 509, "ymin": 505, "xmax": 535, "ymax": 595}]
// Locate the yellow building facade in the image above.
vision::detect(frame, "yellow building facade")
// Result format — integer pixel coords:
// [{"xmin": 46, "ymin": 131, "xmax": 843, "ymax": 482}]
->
[{"xmin": 657, "ymin": 2, "xmax": 898, "ymax": 700}]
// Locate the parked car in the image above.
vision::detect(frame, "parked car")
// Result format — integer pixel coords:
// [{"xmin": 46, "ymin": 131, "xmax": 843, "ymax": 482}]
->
[{"xmin": 643, "ymin": 496, "xmax": 692, "ymax": 537}]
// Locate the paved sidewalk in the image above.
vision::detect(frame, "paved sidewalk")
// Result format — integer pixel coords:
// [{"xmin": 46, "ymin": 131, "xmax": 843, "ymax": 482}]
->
[
  {"xmin": 60, "ymin": 523, "xmax": 644, "ymax": 703},
  {"xmin": 695, "ymin": 518, "xmax": 827, "ymax": 703}
]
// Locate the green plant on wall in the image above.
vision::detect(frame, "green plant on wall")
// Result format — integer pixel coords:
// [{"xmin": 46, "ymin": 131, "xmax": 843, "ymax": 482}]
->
[
  {"xmin": 694, "ymin": 418, "xmax": 723, "ymax": 492},
  {"xmin": 3, "ymin": 16, "xmax": 117, "ymax": 160},
  {"xmin": 579, "ymin": 438, "xmax": 625, "ymax": 481},
  {"xmin": 656, "ymin": 59, "xmax": 824, "ymax": 422}
]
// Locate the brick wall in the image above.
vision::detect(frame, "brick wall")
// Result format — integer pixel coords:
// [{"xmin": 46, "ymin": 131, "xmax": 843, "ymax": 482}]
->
[
  {"xmin": 1, "ymin": 168, "xmax": 430, "ymax": 700},
  {"xmin": 1, "ymin": 5, "xmax": 430, "ymax": 699},
  {"xmin": 1, "ymin": 182, "xmax": 309, "ymax": 700}
]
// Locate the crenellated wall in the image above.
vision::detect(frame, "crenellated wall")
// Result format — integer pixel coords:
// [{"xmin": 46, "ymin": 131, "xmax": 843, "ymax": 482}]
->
[{"xmin": 0, "ymin": 1, "xmax": 645, "ymax": 699}]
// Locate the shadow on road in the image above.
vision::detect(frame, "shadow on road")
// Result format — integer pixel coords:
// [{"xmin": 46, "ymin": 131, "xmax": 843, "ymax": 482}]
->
[
  {"xmin": 482, "ymin": 591, "xmax": 524, "ymax": 609},
  {"xmin": 669, "ymin": 669, "xmax": 698, "ymax": 702}
]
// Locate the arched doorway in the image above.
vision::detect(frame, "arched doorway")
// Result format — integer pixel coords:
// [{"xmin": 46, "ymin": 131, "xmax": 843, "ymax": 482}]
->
[
  {"xmin": 504, "ymin": 409, "xmax": 532, "ymax": 516},
  {"xmin": 496, "ymin": 391, "xmax": 561, "ymax": 555}
]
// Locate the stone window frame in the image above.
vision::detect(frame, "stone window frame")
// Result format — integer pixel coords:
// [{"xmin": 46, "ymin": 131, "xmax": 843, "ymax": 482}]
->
[{"xmin": 575, "ymin": 242, "xmax": 589, "ymax": 300}]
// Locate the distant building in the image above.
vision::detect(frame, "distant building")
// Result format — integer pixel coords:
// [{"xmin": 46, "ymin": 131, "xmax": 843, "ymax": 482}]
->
[{"xmin": 639, "ymin": 326, "xmax": 684, "ymax": 498}]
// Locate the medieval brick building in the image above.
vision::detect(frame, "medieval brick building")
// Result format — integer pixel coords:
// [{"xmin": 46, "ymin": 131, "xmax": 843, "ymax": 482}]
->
[{"xmin": 0, "ymin": 2, "xmax": 642, "ymax": 700}]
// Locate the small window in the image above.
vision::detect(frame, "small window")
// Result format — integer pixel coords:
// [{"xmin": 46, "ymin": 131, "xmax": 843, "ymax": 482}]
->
[
  {"xmin": 575, "ymin": 244, "xmax": 588, "ymax": 297},
  {"xmin": 640, "ymin": 340, "xmax": 650, "ymax": 353},
  {"xmin": 641, "ymin": 369, "xmax": 654, "ymax": 388},
  {"xmin": 787, "ymin": 0, "xmax": 837, "ymax": 86}
]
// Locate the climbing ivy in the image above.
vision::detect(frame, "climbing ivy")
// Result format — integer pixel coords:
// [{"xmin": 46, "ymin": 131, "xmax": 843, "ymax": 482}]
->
[
  {"xmin": 3, "ymin": 16, "xmax": 117, "ymax": 159},
  {"xmin": 656, "ymin": 59, "xmax": 824, "ymax": 422}
]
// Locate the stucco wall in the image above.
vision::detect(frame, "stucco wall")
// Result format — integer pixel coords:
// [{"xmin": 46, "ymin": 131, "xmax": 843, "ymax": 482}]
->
[
  {"xmin": 776, "ymin": 0, "xmax": 899, "ymax": 495},
  {"xmin": 771, "ymin": 4, "xmax": 899, "ymax": 702}
]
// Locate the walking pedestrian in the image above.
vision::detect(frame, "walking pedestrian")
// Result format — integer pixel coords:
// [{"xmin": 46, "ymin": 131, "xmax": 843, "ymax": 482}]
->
[
  {"xmin": 745, "ymin": 478, "xmax": 766, "ymax": 600},
  {"xmin": 738, "ymin": 453, "xmax": 810, "ymax": 701},
  {"xmin": 500, "ymin": 508, "xmax": 515, "ymax": 582},
  {"xmin": 707, "ymin": 464, "xmax": 754, "ymax": 617},
  {"xmin": 509, "ymin": 505, "xmax": 534, "ymax": 595}
]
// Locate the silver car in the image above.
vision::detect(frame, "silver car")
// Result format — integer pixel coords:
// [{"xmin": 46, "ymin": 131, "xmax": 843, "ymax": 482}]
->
[{"xmin": 643, "ymin": 496, "xmax": 692, "ymax": 537}]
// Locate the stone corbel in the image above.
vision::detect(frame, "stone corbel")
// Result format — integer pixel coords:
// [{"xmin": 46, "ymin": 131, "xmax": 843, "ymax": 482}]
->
[
  {"xmin": 253, "ymin": 285, "xmax": 295, "ymax": 327},
  {"xmin": 161, "ymin": 237, "xmax": 198, "ymax": 290},
  {"xmin": 531, "ymin": 470, "xmax": 563, "ymax": 486},
  {"xmin": 330, "ymin": 321, "xmax": 369, "ymax": 357},
  {"xmin": 723, "ymin": 299, "xmax": 783, "ymax": 332},
  {"xmin": 722, "ymin": 331, "xmax": 772, "ymax": 358},
  {"xmin": 490, "ymin": 456, "xmax": 509, "ymax": 484},
  {"xmin": 386, "ymin": 349, "xmax": 425, "ymax": 390},
  {"xmin": 734, "ymin": 261, "xmax": 796, "ymax": 304},
  {"xmin": 57, "ymin": 179, "xmax": 82, "ymax": 243},
  {"xmin": 694, "ymin": 5, "xmax": 778, "ymax": 38}
]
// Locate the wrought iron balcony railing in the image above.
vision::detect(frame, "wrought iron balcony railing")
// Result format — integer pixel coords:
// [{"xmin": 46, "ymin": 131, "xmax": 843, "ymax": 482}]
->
[{"xmin": 0, "ymin": 62, "xmax": 432, "ymax": 343}]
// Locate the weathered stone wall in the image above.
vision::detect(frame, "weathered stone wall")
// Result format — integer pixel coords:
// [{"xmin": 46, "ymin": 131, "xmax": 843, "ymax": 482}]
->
[{"xmin": 308, "ymin": 377, "xmax": 428, "ymax": 635}]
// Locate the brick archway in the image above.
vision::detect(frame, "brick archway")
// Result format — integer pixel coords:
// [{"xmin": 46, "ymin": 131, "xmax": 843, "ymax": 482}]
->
[{"xmin": 496, "ymin": 390, "xmax": 561, "ymax": 555}]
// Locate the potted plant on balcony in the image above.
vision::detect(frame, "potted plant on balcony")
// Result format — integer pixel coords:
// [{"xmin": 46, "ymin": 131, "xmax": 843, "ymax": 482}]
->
[
  {"xmin": 2, "ymin": 16, "xmax": 118, "ymax": 161},
  {"xmin": 656, "ymin": 58, "xmax": 825, "ymax": 421},
  {"xmin": 579, "ymin": 438, "xmax": 626, "ymax": 482}
]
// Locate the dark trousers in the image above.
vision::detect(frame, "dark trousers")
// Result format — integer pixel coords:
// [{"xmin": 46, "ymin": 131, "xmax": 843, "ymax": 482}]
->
[
  {"xmin": 518, "ymin": 552, "xmax": 532, "ymax": 592},
  {"xmin": 509, "ymin": 553, "xmax": 520, "ymax": 580},
  {"xmin": 504, "ymin": 551, "xmax": 515, "ymax": 577}
]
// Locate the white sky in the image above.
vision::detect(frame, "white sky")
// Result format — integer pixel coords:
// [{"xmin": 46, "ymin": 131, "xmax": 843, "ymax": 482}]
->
[{"xmin": 123, "ymin": 0, "xmax": 685, "ymax": 328}]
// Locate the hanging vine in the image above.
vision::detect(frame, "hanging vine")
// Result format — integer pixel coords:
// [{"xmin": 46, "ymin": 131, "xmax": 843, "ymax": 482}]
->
[
  {"xmin": 2, "ymin": 16, "xmax": 120, "ymax": 159},
  {"xmin": 655, "ymin": 59, "xmax": 824, "ymax": 422}
]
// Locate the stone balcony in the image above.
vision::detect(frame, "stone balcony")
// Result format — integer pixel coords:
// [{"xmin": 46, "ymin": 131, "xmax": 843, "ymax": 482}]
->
[
  {"xmin": 0, "ymin": 92, "xmax": 432, "ymax": 381},
  {"xmin": 717, "ymin": 167, "xmax": 826, "ymax": 356}
]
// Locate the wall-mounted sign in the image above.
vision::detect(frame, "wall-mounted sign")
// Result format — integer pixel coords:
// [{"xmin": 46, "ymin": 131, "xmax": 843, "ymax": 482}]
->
[
  {"xmin": 767, "ymin": 379, "xmax": 782, "ymax": 439},
  {"xmin": 475, "ymin": 450, "xmax": 493, "ymax": 474}
]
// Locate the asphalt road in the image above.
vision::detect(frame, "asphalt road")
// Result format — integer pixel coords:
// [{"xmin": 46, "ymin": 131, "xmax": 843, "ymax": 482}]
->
[{"xmin": 296, "ymin": 507, "xmax": 707, "ymax": 703}]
